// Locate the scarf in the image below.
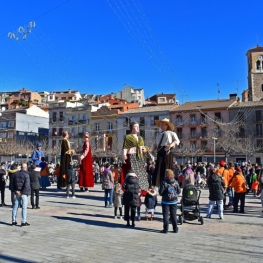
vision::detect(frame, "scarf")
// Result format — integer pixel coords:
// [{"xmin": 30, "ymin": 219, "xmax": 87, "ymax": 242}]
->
[{"xmin": 123, "ymin": 134, "xmax": 144, "ymax": 160}]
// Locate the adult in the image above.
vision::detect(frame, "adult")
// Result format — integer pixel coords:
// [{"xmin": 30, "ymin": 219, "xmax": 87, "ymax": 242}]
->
[
  {"xmin": 206, "ymin": 172, "xmax": 225, "ymax": 219},
  {"xmin": 229, "ymin": 168, "xmax": 247, "ymax": 213},
  {"xmin": 152, "ymin": 118, "xmax": 180, "ymax": 187},
  {"xmin": 59, "ymin": 131, "xmax": 74, "ymax": 188},
  {"xmin": 39, "ymin": 157, "xmax": 51, "ymax": 189},
  {"xmin": 159, "ymin": 169, "xmax": 181, "ymax": 233},
  {"xmin": 31, "ymin": 142, "xmax": 44, "ymax": 166},
  {"xmin": 216, "ymin": 160, "xmax": 229, "ymax": 209},
  {"xmin": 123, "ymin": 170, "xmax": 139, "ymax": 227},
  {"xmin": 227, "ymin": 162, "xmax": 235, "ymax": 209},
  {"xmin": 79, "ymin": 132, "xmax": 93, "ymax": 192},
  {"xmin": 121, "ymin": 122, "xmax": 148, "ymax": 192},
  {"xmin": 182, "ymin": 164, "xmax": 195, "ymax": 188},
  {"xmin": 0, "ymin": 162, "xmax": 7, "ymax": 206},
  {"xmin": 29, "ymin": 164, "xmax": 41, "ymax": 209},
  {"xmin": 12, "ymin": 163, "xmax": 31, "ymax": 226},
  {"xmin": 8, "ymin": 163, "xmax": 19, "ymax": 208},
  {"xmin": 102, "ymin": 163, "xmax": 114, "ymax": 207}
]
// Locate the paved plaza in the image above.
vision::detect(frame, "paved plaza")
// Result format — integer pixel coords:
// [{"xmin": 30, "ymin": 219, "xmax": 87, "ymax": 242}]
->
[{"xmin": 0, "ymin": 183, "xmax": 262, "ymax": 263}]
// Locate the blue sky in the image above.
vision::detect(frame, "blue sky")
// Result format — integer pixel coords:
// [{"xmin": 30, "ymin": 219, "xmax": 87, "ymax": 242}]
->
[{"xmin": 0, "ymin": 0, "xmax": 262, "ymax": 103}]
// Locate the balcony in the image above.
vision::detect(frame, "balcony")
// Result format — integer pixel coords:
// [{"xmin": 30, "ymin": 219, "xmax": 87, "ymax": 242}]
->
[
  {"xmin": 107, "ymin": 130, "xmax": 113, "ymax": 134},
  {"xmin": 253, "ymin": 116, "xmax": 263, "ymax": 123},
  {"xmin": 199, "ymin": 118, "xmax": 208, "ymax": 126},
  {"xmin": 175, "ymin": 119, "xmax": 184, "ymax": 126},
  {"xmin": 78, "ymin": 120, "xmax": 87, "ymax": 125},
  {"xmin": 254, "ymin": 131, "xmax": 263, "ymax": 137},
  {"xmin": 188, "ymin": 132, "xmax": 201, "ymax": 139},
  {"xmin": 189, "ymin": 120, "xmax": 199, "ymax": 126},
  {"xmin": 214, "ymin": 118, "xmax": 224, "ymax": 124}
]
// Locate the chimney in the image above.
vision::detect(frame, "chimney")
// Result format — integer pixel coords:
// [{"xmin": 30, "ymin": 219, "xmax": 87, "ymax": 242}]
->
[
  {"xmin": 229, "ymin": 93, "xmax": 237, "ymax": 100},
  {"xmin": 68, "ymin": 89, "xmax": 71, "ymax": 93}
]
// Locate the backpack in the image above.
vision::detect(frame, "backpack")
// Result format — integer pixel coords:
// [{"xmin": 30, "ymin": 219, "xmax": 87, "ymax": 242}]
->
[{"xmin": 166, "ymin": 184, "xmax": 177, "ymax": 201}]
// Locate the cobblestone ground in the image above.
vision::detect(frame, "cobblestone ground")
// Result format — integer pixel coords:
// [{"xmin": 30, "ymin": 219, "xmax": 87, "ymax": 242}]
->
[{"xmin": 0, "ymin": 183, "xmax": 262, "ymax": 263}]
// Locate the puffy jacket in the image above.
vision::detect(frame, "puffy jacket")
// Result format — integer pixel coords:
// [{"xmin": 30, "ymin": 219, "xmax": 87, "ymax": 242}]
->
[
  {"xmin": 216, "ymin": 167, "xmax": 229, "ymax": 188},
  {"xmin": 13, "ymin": 169, "xmax": 31, "ymax": 195},
  {"xmin": 102, "ymin": 169, "xmax": 114, "ymax": 190},
  {"xmin": 0, "ymin": 168, "xmax": 6, "ymax": 187},
  {"xmin": 8, "ymin": 168, "xmax": 19, "ymax": 191},
  {"xmin": 229, "ymin": 173, "xmax": 247, "ymax": 193},
  {"xmin": 29, "ymin": 170, "xmax": 41, "ymax": 190},
  {"xmin": 122, "ymin": 173, "xmax": 139, "ymax": 206},
  {"xmin": 207, "ymin": 174, "xmax": 225, "ymax": 201},
  {"xmin": 159, "ymin": 177, "xmax": 181, "ymax": 203}
]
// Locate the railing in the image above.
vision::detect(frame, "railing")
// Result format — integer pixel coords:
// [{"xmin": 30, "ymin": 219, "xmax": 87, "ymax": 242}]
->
[
  {"xmin": 188, "ymin": 132, "xmax": 201, "ymax": 139},
  {"xmin": 189, "ymin": 119, "xmax": 199, "ymax": 125},
  {"xmin": 175, "ymin": 119, "xmax": 184, "ymax": 126}
]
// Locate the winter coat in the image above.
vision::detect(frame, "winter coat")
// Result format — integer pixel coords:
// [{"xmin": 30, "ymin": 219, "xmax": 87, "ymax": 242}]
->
[
  {"xmin": 144, "ymin": 190, "xmax": 157, "ymax": 209},
  {"xmin": 102, "ymin": 169, "xmax": 114, "ymax": 190},
  {"xmin": 159, "ymin": 177, "xmax": 181, "ymax": 203},
  {"xmin": 29, "ymin": 170, "xmax": 41, "ymax": 190},
  {"xmin": 13, "ymin": 169, "xmax": 31, "ymax": 196},
  {"xmin": 122, "ymin": 172, "xmax": 139, "ymax": 207},
  {"xmin": 67, "ymin": 167, "xmax": 77, "ymax": 184},
  {"xmin": 8, "ymin": 168, "xmax": 19, "ymax": 191},
  {"xmin": 113, "ymin": 185, "xmax": 122, "ymax": 208},
  {"xmin": 0, "ymin": 168, "xmax": 6, "ymax": 187},
  {"xmin": 207, "ymin": 174, "xmax": 225, "ymax": 201},
  {"xmin": 229, "ymin": 173, "xmax": 247, "ymax": 193}
]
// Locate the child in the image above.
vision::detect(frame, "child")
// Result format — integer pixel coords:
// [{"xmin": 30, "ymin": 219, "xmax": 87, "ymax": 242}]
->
[
  {"xmin": 113, "ymin": 183, "xmax": 123, "ymax": 219},
  {"xmin": 251, "ymin": 179, "xmax": 259, "ymax": 197},
  {"xmin": 195, "ymin": 172, "xmax": 201, "ymax": 187},
  {"xmin": 144, "ymin": 185, "xmax": 157, "ymax": 221},
  {"xmin": 137, "ymin": 187, "xmax": 142, "ymax": 221}
]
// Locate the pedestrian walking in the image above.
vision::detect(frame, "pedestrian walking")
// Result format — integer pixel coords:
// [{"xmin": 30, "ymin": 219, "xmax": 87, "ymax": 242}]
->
[
  {"xmin": 12, "ymin": 163, "xmax": 31, "ymax": 226},
  {"xmin": 102, "ymin": 163, "xmax": 114, "ymax": 207}
]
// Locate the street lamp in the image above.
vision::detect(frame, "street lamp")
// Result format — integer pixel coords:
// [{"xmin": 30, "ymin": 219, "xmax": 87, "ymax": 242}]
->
[{"xmin": 212, "ymin": 137, "xmax": 217, "ymax": 163}]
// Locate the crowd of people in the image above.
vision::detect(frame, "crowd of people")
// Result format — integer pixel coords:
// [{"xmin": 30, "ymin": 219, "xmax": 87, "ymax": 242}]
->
[{"xmin": 0, "ymin": 118, "xmax": 263, "ymax": 233}]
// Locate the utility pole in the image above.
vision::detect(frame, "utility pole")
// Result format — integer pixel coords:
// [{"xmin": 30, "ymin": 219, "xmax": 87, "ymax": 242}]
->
[{"xmin": 212, "ymin": 137, "xmax": 217, "ymax": 163}]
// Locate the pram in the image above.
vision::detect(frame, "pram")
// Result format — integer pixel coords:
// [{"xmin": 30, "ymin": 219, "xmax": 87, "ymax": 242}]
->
[{"xmin": 178, "ymin": 184, "xmax": 203, "ymax": 225}]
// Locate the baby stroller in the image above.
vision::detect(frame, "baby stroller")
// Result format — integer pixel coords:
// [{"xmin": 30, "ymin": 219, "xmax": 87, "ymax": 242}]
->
[{"xmin": 178, "ymin": 184, "xmax": 203, "ymax": 225}]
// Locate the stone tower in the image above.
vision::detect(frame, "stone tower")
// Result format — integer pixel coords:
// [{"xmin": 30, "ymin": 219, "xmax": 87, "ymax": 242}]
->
[{"xmin": 246, "ymin": 45, "xmax": 263, "ymax": 101}]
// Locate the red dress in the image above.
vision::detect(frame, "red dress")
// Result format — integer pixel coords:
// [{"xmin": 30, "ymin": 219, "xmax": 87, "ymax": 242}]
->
[{"xmin": 79, "ymin": 140, "xmax": 94, "ymax": 188}]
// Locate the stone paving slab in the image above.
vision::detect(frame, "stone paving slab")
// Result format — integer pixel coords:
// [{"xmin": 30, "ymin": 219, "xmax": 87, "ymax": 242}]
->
[{"xmin": 0, "ymin": 183, "xmax": 263, "ymax": 263}]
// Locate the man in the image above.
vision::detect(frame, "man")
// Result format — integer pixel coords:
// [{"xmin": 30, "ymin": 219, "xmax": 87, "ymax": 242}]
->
[
  {"xmin": 12, "ymin": 163, "xmax": 31, "ymax": 226},
  {"xmin": 216, "ymin": 160, "xmax": 229, "ymax": 209},
  {"xmin": 29, "ymin": 164, "xmax": 41, "ymax": 209},
  {"xmin": 31, "ymin": 142, "xmax": 44, "ymax": 166},
  {"xmin": 227, "ymin": 162, "xmax": 235, "ymax": 209}
]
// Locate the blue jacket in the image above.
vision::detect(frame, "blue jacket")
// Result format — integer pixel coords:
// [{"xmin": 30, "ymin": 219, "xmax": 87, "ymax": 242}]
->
[
  {"xmin": 13, "ymin": 169, "xmax": 31, "ymax": 195},
  {"xmin": 31, "ymin": 150, "xmax": 44, "ymax": 166}
]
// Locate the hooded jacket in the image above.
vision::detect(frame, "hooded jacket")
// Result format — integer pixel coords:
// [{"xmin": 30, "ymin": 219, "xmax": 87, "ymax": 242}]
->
[
  {"xmin": 207, "ymin": 173, "xmax": 225, "ymax": 201},
  {"xmin": 144, "ymin": 189, "xmax": 157, "ymax": 209},
  {"xmin": 8, "ymin": 168, "xmax": 19, "ymax": 191},
  {"xmin": 122, "ymin": 172, "xmax": 139, "ymax": 206}
]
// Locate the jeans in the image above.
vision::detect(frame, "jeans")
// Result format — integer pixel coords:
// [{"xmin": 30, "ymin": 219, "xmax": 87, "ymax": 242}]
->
[
  {"xmin": 162, "ymin": 203, "xmax": 178, "ymax": 232},
  {"xmin": 10, "ymin": 191, "xmax": 16, "ymax": 207},
  {"xmin": 66, "ymin": 182, "xmax": 75, "ymax": 197},
  {"xmin": 12, "ymin": 194, "xmax": 28, "ymax": 223},
  {"xmin": 228, "ymin": 188, "xmax": 234, "ymax": 206},
  {"xmin": 136, "ymin": 206, "xmax": 141, "ymax": 218},
  {"xmin": 31, "ymin": 189, "xmax": 39, "ymax": 207},
  {"xmin": 206, "ymin": 199, "xmax": 223, "ymax": 217},
  {"xmin": 104, "ymin": 189, "xmax": 113, "ymax": 207},
  {"xmin": 233, "ymin": 192, "xmax": 245, "ymax": 212}
]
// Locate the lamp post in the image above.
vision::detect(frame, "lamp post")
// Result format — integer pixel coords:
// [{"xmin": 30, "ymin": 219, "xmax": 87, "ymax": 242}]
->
[{"xmin": 212, "ymin": 137, "xmax": 217, "ymax": 163}]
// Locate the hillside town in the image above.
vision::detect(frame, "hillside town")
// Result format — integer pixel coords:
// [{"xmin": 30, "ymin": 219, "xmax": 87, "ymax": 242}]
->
[{"xmin": 1, "ymin": 45, "xmax": 263, "ymax": 165}]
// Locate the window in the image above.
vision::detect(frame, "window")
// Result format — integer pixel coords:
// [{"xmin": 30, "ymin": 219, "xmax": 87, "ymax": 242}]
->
[
  {"xmin": 201, "ymin": 141, "xmax": 208, "ymax": 150},
  {"xmin": 191, "ymin": 141, "xmax": 197, "ymax": 150},
  {"xmin": 140, "ymin": 117, "xmax": 145, "ymax": 126},
  {"xmin": 257, "ymin": 60, "xmax": 261, "ymax": 70},
  {"xmin": 256, "ymin": 124, "xmax": 262, "ymax": 136},
  {"xmin": 95, "ymin": 123, "xmax": 99, "ymax": 131},
  {"xmin": 215, "ymin": 112, "xmax": 221, "ymax": 120},
  {"xmin": 71, "ymin": 128, "xmax": 77, "ymax": 136},
  {"xmin": 108, "ymin": 122, "xmax": 113, "ymax": 130},
  {"xmin": 8, "ymin": 132, "xmax": 13, "ymax": 139},
  {"xmin": 201, "ymin": 127, "xmax": 207, "ymax": 138},
  {"xmin": 201, "ymin": 114, "xmax": 207, "ymax": 124},
  {"xmin": 190, "ymin": 128, "xmax": 196, "ymax": 138},
  {"xmin": 177, "ymin": 128, "xmax": 182, "ymax": 139},
  {"xmin": 190, "ymin": 114, "xmax": 196, "ymax": 124},
  {"xmin": 125, "ymin": 117, "xmax": 130, "ymax": 127},
  {"xmin": 82, "ymin": 114, "xmax": 87, "ymax": 120},
  {"xmin": 82, "ymin": 127, "xmax": 87, "ymax": 133},
  {"xmin": 239, "ymin": 127, "xmax": 245, "ymax": 137},
  {"xmin": 52, "ymin": 128, "xmax": 57, "ymax": 136},
  {"xmin": 238, "ymin": 112, "xmax": 244, "ymax": 122},
  {"xmin": 158, "ymin": 97, "xmax": 166, "ymax": 103},
  {"xmin": 8, "ymin": 121, "xmax": 14, "ymax": 127},
  {"xmin": 140, "ymin": 129, "xmax": 145, "ymax": 140},
  {"xmin": 256, "ymin": 110, "xmax": 262, "ymax": 121},
  {"xmin": 0, "ymin": 122, "xmax": 6, "ymax": 128},
  {"xmin": 176, "ymin": 115, "xmax": 183, "ymax": 125},
  {"xmin": 0, "ymin": 133, "xmax": 6, "ymax": 138},
  {"xmin": 71, "ymin": 115, "xmax": 77, "ymax": 121},
  {"xmin": 52, "ymin": 112, "xmax": 57, "ymax": 122},
  {"xmin": 59, "ymin": 128, "xmax": 63, "ymax": 136},
  {"xmin": 256, "ymin": 139, "xmax": 263, "ymax": 147},
  {"xmin": 261, "ymin": 84, "xmax": 263, "ymax": 92},
  {"xmin": 59, "ymin": 111, "xmax": 64, "ymax": 121},
  {"xmin": 52, "ymin": 140, "xmax": 57, "ymax": 149}
]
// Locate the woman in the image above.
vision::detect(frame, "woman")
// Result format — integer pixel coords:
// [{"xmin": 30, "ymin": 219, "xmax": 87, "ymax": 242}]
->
[
  {"xmin": 229, "ymin": 167, "xmax": 247, "ymax": 213},
  {"xmin": 152, "ymin": 118, "xmax": 180, "ymax": 187},
  {"xmin": 39, "ymin": 157, "xmax": 51, "ymax": 189},
  {"xmin": 31, "ymin": 142, "xmax": 44, "ymax": 166},
  {"xmin": 102, "ymin": 163, "xmax": 114, "ymax": 207},
  {"xmin": 121, "ymin": 122, "xmax": 148, "ymax": 192},
  {"xmin": 206, "ymin": 172, "xmax": 225, "ymax": 219},
  {"xmin": 79, "ymin": 132, "xmax": 93, "ymax": 192},
  {"xmin": 123, "ymin": 170, "xmax": 139, "ymax": 227},
  {"xmin": 60, "ymin": 131, "xmax": 74, "ymax": 188}
]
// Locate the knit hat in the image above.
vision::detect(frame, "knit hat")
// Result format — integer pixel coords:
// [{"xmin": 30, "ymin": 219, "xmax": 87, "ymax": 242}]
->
[
  {"xmin": 236, "ymin": 167, "xmax": 242, "ymax": 173},
  {"xmin": 219, "ymin": 160, "xmax": 226, "ymax": 167}
]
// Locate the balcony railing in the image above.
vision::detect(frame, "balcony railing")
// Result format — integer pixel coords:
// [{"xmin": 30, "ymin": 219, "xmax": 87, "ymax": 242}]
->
[
  {"xmin": 254, "ymin": 131, "xmax": 263, "ymax": 137},
  {"xmin": 188, "ymin": 132, "xmax": 201, "ymax": 139},
  {"xmin": 175, "ymin": 119, "xmax": 184, "ymax": 126},
  {"xmin": 199, "ymin": 118, "xmax": 208, "ymax": 125},
  {"xmin": 189, "ymin": 119, "xmax": 199, "ymax": 125}
]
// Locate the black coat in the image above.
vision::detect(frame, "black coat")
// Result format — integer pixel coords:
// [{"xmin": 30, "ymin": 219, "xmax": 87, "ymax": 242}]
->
[
  {"xmin": 0, "ymin": 168, "xmax": 6, "ymax": 187},
  {"xmin": 29, "ymin": 170, "xmax": 41, "ymax": 190},
  {"xmin": 13, "ymin": 170, "xmax": 31, "ymax": 196},
  {"xmin": 144, "ymin": 191, "xmax": 157, "ymax": 209},
  {"xmin": 66, "ymin": 167, "xmax": 77, "ymax": 184},
  {"xmin": 207, "ymin": 174, "xmax": 225, "ymax": 201},
  {"xmin": 122, "ymin": 173, "xmax": 139, "ymax": 207},
  {"xmin": 8, "ymin": 168, "xmax": 19, "ymax": 191}
]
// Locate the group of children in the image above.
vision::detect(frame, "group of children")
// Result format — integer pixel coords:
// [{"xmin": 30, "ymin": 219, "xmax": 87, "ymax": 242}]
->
[{"xmin": 112, "ymin": 183, "xmax": 158, "ymax": 220}]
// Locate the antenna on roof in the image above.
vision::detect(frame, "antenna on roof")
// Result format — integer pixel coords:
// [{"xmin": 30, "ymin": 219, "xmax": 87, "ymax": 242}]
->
[{"xmin": 256, "ymin": 35, "xmax": 259, "ymax": 46}]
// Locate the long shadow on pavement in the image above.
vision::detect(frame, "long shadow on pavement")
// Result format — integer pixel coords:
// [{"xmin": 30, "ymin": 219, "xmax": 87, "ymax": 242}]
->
[
  {"xmin": 52, "ymin": 215, "xmax": 162, "ymax": 233},
  {"xmin": 0, "ymin": 254, "xmax": 35, "ymax": 263}
]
